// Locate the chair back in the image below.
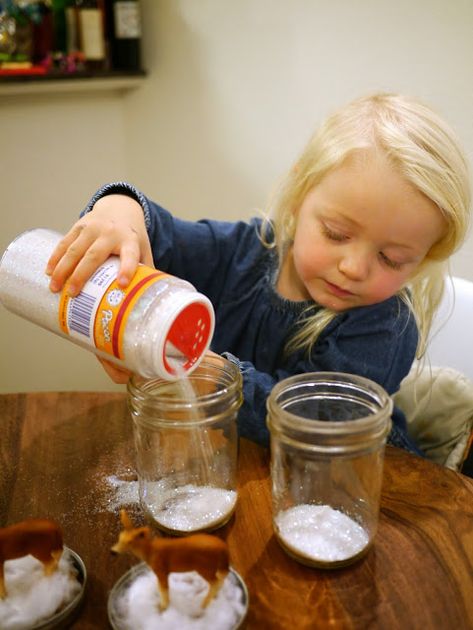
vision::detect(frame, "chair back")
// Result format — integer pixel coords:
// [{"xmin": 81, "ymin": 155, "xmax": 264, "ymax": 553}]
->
[{"xmin": 427, "ymin": 276, "xmax": 473, "ymax": 382}]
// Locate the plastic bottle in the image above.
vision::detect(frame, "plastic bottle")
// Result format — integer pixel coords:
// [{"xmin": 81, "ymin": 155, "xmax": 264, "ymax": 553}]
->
[{"xmin": 0, "ymin": 228, "xmax": 215, "ymax": 380}]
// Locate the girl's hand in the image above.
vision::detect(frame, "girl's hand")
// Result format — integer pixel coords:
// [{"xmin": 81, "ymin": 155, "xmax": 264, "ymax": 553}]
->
[
  {"xmin": 46, "ymin": 194, "xmax": 154, "ymax": 296},
  {"xmin": 97, "ymin": 357, "xmax": 132, "ymax": 384},
  {"xmin": 96, "ymin": 352, "xmax": 227, "ymax": 387},
  {"xmin": 204, "ymin": 350, "xmax": 226, "ymax": 368}
]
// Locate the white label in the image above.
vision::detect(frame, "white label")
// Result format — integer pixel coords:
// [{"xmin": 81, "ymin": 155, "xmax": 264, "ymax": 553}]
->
[
  {"xmin": 65, "ymin": 260, "xmax": 119, "ymax": 344},
  {"xmin": 79, "ymin": 9, "xmax": 105, "ymax": 60},
  {"xmin": 114, "ymin": 2, "xmax": 141, "ymax": 39}
]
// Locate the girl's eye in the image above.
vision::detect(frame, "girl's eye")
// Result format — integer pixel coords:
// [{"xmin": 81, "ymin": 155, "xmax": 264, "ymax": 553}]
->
[
  {"xmin": 321, "ymin": 225, "xmax": 348, "ymax": 242},
  {"xmin": 379, "ymin": 252, "xmax": 403, "ymax": 270}
]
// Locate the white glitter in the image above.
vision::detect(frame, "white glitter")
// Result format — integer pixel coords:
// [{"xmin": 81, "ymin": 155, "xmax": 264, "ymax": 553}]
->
[
  {"xmin": 144, "ymin": 484, "xmax": 237, "ymax": 533},
  {"xmin": 106, "ymin": 475, "xmax": 140, "ymax": 511},
  {"xmin": 110, "ymin": 568, "xmax": 246, "ymax": 630},
  {"xmin": 0, "ymin": 229, "xmax": 64, "ymax": 333},
  {"xmin": 275, "ymin": 504, "xmax": 369, "ymax": 563}
]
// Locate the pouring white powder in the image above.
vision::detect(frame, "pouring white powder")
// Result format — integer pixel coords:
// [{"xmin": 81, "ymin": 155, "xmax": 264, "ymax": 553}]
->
[{"xmin": 275, "ymin": 504, "xmax": 369, "ymax": 563}]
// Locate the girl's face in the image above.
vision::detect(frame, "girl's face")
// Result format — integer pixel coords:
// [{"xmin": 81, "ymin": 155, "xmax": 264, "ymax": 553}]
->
[{"xmin": 277, "ymin": 152, "xmax": 446, "ymax": 311}]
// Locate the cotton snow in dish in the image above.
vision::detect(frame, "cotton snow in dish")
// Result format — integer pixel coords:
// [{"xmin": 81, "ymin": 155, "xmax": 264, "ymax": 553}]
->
[
  {"xmin": 0, "ymin": 551, "xmax": 82, "ymax": 630},
  {"xmin": 111, "ymin": 569, "xmax": 246, "ymax": 630}
]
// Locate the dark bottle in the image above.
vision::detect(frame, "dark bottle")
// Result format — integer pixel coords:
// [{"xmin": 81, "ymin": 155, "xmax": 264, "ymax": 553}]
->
[
  {"xmin": 32, "ymin": 1, "xmax": 54, "ymax": 63},
  {"xmin": 106, "ymin": 0, "xmax": 141, "ymax": 71},
  {"xmin": 51, "ymin": 0, "xmax": 68, "ymax": 53}
]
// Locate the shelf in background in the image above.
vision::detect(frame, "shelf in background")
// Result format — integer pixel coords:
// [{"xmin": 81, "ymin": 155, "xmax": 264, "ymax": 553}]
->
[{"xmin": 0, "ymin": 70, "xmax": 147, "ymax": 97}]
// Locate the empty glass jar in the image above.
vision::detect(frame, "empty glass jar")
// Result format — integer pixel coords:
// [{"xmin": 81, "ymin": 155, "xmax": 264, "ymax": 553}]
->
[
  {"xmin": 128, "ymin": 358, "xmax": 243, "ymax": 535},
  {"xmin": 267, "ymin": 372, "xmax": 392, "ymax": 568}
]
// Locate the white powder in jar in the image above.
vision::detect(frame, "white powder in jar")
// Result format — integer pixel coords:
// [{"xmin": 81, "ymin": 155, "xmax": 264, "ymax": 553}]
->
[
  {"xmin": 144, "ymin": 484, "xmax": 237, "ymax": 533},
  {"xmin": 275, "ymin": 504, "xmax": 370, "ymax": 563}
]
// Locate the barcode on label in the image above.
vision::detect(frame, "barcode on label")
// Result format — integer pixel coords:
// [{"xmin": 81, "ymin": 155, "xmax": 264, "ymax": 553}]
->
[{"xmin": 69, "ymin": 291, "xmax": 97, "ymax": 337}]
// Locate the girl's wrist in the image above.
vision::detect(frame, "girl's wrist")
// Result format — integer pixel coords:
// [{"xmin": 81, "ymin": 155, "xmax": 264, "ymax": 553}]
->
[{"xmin": 82, "ymin": 181, "xmax": 152, "ymax": 230}]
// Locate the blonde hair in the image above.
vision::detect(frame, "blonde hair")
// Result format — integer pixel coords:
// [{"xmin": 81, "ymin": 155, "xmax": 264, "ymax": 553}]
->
[{"xmin": 266, "ymin": 92, "xmax": 471, "ymax": 357}]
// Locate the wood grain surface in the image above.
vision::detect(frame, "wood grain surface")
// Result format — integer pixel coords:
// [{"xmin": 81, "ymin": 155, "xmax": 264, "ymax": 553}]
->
[{"xmin": 1, "ymin": 392, "xmax": 472, "ymax": 629}]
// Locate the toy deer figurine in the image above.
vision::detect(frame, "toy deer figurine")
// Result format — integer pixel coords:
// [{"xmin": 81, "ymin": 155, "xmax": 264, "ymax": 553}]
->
[
  {"xmin": 0, "ymin": 518, "xmax": 63, "ymax": 598},
  {"xmin": 111, "ymin": 510, "xmax": 229, "ymax": 611}
]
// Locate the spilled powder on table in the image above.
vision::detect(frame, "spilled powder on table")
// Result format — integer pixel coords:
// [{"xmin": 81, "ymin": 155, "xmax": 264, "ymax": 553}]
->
[
  {"xmin": 45, "ymin": 463, "xmax": 141, "ymax": 533},
  {"xmin": 104, "ymin": 473, "xmax": 140, "ymax": 511}
]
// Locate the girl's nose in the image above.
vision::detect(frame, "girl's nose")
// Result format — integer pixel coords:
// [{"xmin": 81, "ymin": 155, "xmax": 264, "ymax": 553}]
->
[{"xmin": 338, "ymin": 249, "xmax": 370, "ymax": 281}]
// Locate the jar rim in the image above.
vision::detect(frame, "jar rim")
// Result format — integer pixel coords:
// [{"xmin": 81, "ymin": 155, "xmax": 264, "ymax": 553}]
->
[
  {"xmin": 266, "ymin": 371, "xmax": 393, "ymax": 437},
  {"xmin": 129, "ymin": 358, "xmax": 241, "ymax": 399},
  {"xmin": 127, "ymin": 357, "xmax": 243, "ymax": 425}
]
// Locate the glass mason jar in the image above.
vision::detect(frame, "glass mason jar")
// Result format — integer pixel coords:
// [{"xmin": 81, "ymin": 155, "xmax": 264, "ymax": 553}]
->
[
  {"xmin": 128, "ymin": 358, "xmax": 243, "ymax": 535},
  {"xmin": 267, "ymin": 372, "xmax": 392, "ymax": 569}
]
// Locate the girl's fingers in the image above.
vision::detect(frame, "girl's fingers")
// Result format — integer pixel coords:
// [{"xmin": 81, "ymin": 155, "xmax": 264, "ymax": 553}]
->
[
  {"xmin": 67, "ymin": 227, "xmax": 144, "ymax": 292},
  {"xmin": 48, "ymin": 225, "xmax": 105, "ymax": 294},
  {"xmin": 47, "ymin": 221, "xmax": 143, "ymax": 295},
  {"xmin": 57, "ymin": 244, "xmax": 113, "ymax": 296},
  {"xmin": 116, "ymin": 237, "xmax": 143, "ymax": 287},
  {"xmin": 46, "ymin": 199, "xmax": 149, "ymax": 295},
  {"xmin": 45, "ymin": 224, "xmax": 86, "ymax": 277}
]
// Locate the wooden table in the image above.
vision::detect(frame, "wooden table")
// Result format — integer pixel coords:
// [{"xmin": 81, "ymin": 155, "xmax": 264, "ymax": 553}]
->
[{"xmin": 1, "ymin": 392, "xmax": 473, "ymax": 629}]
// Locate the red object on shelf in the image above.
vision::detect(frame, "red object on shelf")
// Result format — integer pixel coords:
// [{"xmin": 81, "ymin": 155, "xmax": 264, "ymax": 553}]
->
[{"xmin": 0, "ymin": 66, "xmax": 47, "ymax": 76}]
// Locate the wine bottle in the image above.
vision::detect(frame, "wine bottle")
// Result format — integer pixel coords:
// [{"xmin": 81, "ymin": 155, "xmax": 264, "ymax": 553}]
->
[
  {"xmin": 51, "ymin": 0, "xmax": 68, "ymax": 54},
  {"xmin": 32, "ymin": 1, "xmax": 54, "ymax": 64},
  {"xmin": 107, "ymin": 0, "xmax": 142, "ymax": 71},
  {"xmin": 76, "ymin": 0, "xmax": 106, "ymax": 70},
  {"xmin": 65, "ymin": 2, "xmax": 80, "ymax": 54}
]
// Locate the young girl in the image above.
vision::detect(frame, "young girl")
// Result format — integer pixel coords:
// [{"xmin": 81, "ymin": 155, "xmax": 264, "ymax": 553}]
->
[{"xmin": 46, "ymin": 92, "xmax": 471, "ymax": 454}]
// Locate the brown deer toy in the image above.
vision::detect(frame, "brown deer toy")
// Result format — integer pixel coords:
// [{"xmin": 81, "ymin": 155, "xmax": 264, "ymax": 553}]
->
[
  {"xmin": 0, "ymin": 518, "xmax": 63, "ymax": 599},
  {"xmin": 111, "ymin": 510, "xmax": 229, "ymax": 611}
]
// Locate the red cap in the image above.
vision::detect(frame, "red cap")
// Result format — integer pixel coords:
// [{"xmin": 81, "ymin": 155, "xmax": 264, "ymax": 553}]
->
[{"xmin": 163, "ymin": 301, "xmax": 214, "ymax": 375}]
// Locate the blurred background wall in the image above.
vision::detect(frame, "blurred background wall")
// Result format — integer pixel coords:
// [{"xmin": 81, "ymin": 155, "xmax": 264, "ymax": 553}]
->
[{"xmin": 1, "ymin": 0, "xmax": 472, "ymax": 393}]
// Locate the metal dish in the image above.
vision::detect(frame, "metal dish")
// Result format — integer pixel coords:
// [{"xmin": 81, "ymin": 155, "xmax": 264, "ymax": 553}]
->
[
  {"xmin": 108, "ymin": 563, "xmax": 248, "ymax": 630},
  {"xmin": 28, "ymin": 547, "xmax": 86, "ymax": 630},
  {"xmin": 0, "ymin": 546, "xmax": 87, "ymax": 630}
]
